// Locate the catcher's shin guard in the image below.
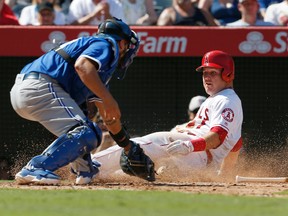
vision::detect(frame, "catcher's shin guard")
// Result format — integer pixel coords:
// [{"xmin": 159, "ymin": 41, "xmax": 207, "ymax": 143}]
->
[{"xmin": 26, "ymin": 125, "xmax": 102, "ymax": 171}]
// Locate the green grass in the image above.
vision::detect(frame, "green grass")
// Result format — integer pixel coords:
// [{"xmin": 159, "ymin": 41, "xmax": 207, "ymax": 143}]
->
[
  {"xmin": 278, "ymin": 190, "xmax": 288, "ymax": 195},
  {"xmin": 0, "ymin": 188, "xmax": 288, "ymax": 216}
]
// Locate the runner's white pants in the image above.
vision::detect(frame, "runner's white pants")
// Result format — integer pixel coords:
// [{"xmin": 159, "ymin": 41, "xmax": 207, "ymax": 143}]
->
[{"xmin": 92, "ymin": 131, "xmax": 210, "ymax": 178}]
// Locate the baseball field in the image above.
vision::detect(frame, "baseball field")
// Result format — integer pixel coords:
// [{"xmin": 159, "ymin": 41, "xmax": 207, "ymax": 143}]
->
[
  {"xmin": 1, "ymin": 150, "xmax": 287, "ymax": 216},
  {"xmin": 1, "ymin": 178, "xmax": 288, "ymax": 216}
]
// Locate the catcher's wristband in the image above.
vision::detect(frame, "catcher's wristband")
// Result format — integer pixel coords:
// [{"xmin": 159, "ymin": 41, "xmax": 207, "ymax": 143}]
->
[{"xmin": 109, "ymin": 127, "xmax": 130, "ymax": 147}]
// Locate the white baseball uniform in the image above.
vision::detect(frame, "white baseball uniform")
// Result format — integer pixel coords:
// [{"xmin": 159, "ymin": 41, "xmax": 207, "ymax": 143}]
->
[{"xmin": 92, "ymin": 88, "xmax": 243, "ymax": 177}]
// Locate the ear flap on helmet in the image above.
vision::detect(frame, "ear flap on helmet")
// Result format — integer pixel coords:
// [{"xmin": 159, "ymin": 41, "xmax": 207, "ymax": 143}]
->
[{"xmin": 221, "ymin": 54, "xmax": 234, "ymax": 82}]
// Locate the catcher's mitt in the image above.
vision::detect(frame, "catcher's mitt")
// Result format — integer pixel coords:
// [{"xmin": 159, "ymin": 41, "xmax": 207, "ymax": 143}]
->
[{"xmin": 120, "ymin": 141, "xmax": 155, "ymax": 181}]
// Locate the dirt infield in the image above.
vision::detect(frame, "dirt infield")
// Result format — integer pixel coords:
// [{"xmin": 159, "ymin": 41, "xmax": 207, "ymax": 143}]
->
[
  {"xmin": 2, "ymin": 146, "xmax": 287, "ymax": 197},
  {"xmin": 2, "ymin": 164, "xmax": 288, "ymax": 197},
  {"xmin": 1, "ymin": 179, "xmax": 288, "ymax": 197}
]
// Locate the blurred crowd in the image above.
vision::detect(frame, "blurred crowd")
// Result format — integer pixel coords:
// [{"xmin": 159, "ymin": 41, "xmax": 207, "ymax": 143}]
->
[{"xmin": 0, "ymin": 0, "xmax": 288, "ymax": 26}]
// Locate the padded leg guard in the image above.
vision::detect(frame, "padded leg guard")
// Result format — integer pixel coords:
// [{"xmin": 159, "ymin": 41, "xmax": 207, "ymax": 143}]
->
[
  {"xmin": 69, "ymin": 121, "xmax": 103, "ymax": 184},
  {"xmin": 26, "ymin": 125, "xmax": 102, "ymax": 172},
  {"xmin": 71, "ymin": 154, "xmax": 102, "ymax": 184}
]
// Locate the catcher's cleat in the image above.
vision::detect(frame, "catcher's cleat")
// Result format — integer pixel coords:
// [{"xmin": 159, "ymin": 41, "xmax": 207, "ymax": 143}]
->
[
  {"xmin": 71, "ymin": 160, "xmax": 101, "ymax": 185},
  {"xmin": 15, "ymin": 168, "xmax": 60, "ymax": 185}
]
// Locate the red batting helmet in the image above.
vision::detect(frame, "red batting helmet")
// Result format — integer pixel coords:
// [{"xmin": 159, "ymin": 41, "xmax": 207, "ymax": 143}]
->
[{"xmin": 196, "ymin": 50, "xmax": 235, "ymax": 82}]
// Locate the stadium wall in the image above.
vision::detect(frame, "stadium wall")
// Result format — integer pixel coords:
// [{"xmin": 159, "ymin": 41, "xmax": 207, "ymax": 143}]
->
[{"xmin": 1, "ymin": 26, "xmax": 287, "ymax": 169}]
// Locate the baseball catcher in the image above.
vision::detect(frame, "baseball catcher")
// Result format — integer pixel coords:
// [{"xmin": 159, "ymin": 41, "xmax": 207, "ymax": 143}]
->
[{"xmin": 11, "ymin": 17, "xmax": 155, "ymax": 185}]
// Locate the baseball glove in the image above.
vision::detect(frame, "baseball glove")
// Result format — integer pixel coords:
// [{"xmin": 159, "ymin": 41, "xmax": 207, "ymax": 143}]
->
[{"xmin": 120, "ymin": 141, "xmax": 155, "ymax": 182}]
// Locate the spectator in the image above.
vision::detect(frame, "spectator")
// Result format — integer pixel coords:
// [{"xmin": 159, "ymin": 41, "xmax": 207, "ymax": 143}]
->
[
  {"xmin": 157, "ymin": 0, "xmax": 218, "ymax": 26},
  {"xmin": 53, "ymin": 0, "xmax": 71, "ymax": 14},
  {"xmin": 226, "ymin": 0, "xmax": 274, "ymax": 26},
  {"xmin": 5, "ymin": 0, "xmax": 32, "ymax": 18},
  {"xmin": 0, "ymin": 0, "xmax": 19, "ymax": 25},
  {"xmin": 264, "ymin": 0, "xmax": 288, "ymax": 26},
  {"xmin": 258, "ymin": 0, "xmax": 282, "ymax": 19},
  {"xmin": 66, "ymin": 0, "xmax": 125, "ymax": 25},
  {"xmin": 154, "ymin": 0, "xmax": 173, "ymax": 16},
  {"xmin": 121, "ymin": 0, "xmax": 158, "ymax": 25},
  {"xmin": 19, "ymin": 0, "xmax": 66, "ymax": 25},
  {"xmin": 187, "ymin": 95, "xmax": 207, "ymax": 121},
  {"xmin": 171, "ymin": 95, "xmax": 207, "ymax": 133},
  {"xmin": 198, "ymin": 0, "xmax": 241, "ymax": 25},
  {"xmin": 37, "ymin": 1, "xmax": 55, "ymax": 25}
]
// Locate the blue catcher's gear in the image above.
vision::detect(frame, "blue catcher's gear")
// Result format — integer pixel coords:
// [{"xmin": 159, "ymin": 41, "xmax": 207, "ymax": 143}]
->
[
  {"xmin": 15, "ymin": 168, "xmax": 61, "ymax": 185},
  {"xmin": 97, "ymin": 17, "xmax": 140, "ymax": 80},
  {"xmin": 71, "ymin": 157, "xmax": 101, "ymax": 185},
  {"xmin": 15, "ymin": 124, "xmax": 102, "ymax": 185}
]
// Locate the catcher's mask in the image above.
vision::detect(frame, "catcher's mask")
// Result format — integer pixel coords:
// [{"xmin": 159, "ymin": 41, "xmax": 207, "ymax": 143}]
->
[
  {"xmin": 97, "ymin": 17, "xmax": 140, "ymax": 80},
  {"xmin": 196, "ymin": 50, "xmax": 235, "ymax": 83}
]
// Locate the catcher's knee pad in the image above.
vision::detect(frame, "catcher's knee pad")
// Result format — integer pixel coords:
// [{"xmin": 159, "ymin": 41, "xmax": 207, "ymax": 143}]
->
[{"xmin": 27, "ymin": 125, "xmax": 102, "ymax": 171}]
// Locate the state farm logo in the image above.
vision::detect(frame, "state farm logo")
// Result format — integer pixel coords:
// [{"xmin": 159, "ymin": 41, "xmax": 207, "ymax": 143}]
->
[
  {"xmin": 137, "ymin": 32, "xmax": 187, "ymax": 53},
  {"xmin": 41, "ymin": 31, "xmax": 188, "ymax": 54},
  {"xmin": 239, "ymin": 31, "xmax": 272, "ymax": 54},
  {"xmin": 41, "ymin": 31, "xmax": 67, "ymax": 52},
  {"xmin": 41, "ymin": 31, "xmax": 97, "ymax": 53}
]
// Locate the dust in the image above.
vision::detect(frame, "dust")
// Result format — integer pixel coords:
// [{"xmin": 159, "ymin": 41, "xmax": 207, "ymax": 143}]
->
[{"xmin": 5, "ymin": 142, "xmax": 288, "ymax": 197}]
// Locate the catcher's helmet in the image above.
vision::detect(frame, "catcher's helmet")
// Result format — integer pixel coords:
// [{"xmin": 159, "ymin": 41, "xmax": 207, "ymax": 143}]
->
[
  {"xmin": 97, "ymin": 17, "xmax": 140, "ymax": 80},
  {"xmin": 196, "ymin": 50, "xmax": 235, "ymax": 82},
  {"xmin": 97, "ymin": 17, "xmax": 138, "ymax": 46}
]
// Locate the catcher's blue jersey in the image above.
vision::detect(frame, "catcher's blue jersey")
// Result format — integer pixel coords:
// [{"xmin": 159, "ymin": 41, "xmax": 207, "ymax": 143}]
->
[{"xmin": 20, "ymin": 36, "xmax": 119, "ymax": 105}]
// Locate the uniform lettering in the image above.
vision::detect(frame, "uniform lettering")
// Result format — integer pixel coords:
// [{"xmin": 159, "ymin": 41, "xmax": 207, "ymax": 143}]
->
[{"xmin": 197, "ymin": 108, "xmax": 209, "ymax": 129}]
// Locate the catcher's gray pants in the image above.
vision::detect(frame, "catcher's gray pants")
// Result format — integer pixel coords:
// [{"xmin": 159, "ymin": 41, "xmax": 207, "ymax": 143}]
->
[
  {"xmin": 10, "ymin": 73, "xmax": 86, "ymax": 137},
  {"xmin": 10, "ymin": 73, "xmax": 96, "ymax": 175}
]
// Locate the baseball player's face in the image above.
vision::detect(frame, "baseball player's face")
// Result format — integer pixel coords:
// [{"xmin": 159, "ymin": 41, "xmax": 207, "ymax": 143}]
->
[
  {"xmin": 202, "ymin": 67, "xmax": 227, "ymax": 95},
  {"xmin": 119, "ymin": 40, "xmax": 129, "ymax": 59}
]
